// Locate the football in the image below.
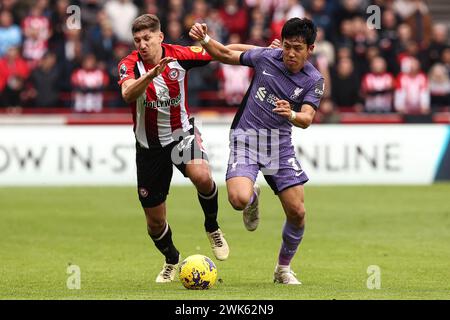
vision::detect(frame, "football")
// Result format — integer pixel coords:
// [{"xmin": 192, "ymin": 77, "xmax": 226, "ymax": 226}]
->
[{"xmin": 178, "ymin": 254, "xmax": 217, "ymax": 290}]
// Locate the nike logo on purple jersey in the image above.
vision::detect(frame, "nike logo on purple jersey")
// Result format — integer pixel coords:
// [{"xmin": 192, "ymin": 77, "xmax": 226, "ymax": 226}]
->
[{"xmin": 262, "ymin": 70, "xmax": 275, "ymax": 77}]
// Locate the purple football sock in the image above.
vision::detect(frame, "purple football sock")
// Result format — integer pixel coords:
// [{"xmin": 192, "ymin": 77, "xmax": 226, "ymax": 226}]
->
[{"xmin": 278, "ymin": 221, "xmax": 305, "ymax": 266}]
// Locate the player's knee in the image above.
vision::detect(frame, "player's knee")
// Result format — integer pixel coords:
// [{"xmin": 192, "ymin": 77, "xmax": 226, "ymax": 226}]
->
[
  {"xmin": 228, "ymin": 193, "xmax": 249, "ymax": 210},
  {"xmin": 146, "ymin": 219, "xmax": 165, "ymax": 236},
  {"xmin": 190, "ymin": 169, "xmax": 212, "ymax": 192},
  {"xmin": 286, "ymin": 204, "xmax": 306, "ymax": 227}
]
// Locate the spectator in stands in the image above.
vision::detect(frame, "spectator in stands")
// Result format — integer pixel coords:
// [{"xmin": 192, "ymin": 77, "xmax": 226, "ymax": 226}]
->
[
  {"xmin": 273, "ymin": 0, "xmax": 305, "ymax": 23},
  {"xmin": 0, "ymin": 0, "xmax": 22, "ymax": 24},
  {"xmin": 165, "ymin": 19, "xmax": 191, "ymax": 46},
  {"xmin": 334, "ymin": 0, "xmax": 364, "ymax": 34},
  {"xmin": 55, "ymin": 28, "xmax": 84, "ymax": 94},
  {"xmin": 22, "ymin": 2, "xmax": 52, "ymax": 68},
  {"xmin": 183, "ymin": 1, "xmax": 219, "ymax": 107},
  {"xmin": 248, "ymin": 7, "xmax": 269, "ymax": 39},
  {"xmin": 104, "ymin": 0, "xmax": 139, "ymax": 44},
  {"xmin": 35, "ymin": 0, "xmax": 52, "ymax": 17},
  {"xmin": 80, "ymin": 0, "xmax": 104, "ymax": 30},
  {"xmin": 105, "ymin": 43, "xmax": 130, "ymax": 107},
  {"xmin": 314, "ymin": 26, "xmax": 335, "ymax": 67},
  {"xmin": 442, "ymin": 48, "xmax": 450, "ymax": 77},
  {"xmin": 217, "ymin": 33, "xmax": 253, "ymax": 107},
  {"xmin": 87, "ymin": 21, "xmax": 118, "ymax": 65},
  {"xmin": 336, "ymin": 45, "xmax": 352, "ymax": 61},
  {"xmin": 316, "ymin": 98, "xmax": 340, "ymax": 123},
  {"xmin": 168, "ymin": 0, "xmax": 185, "ymax": 18},
  {"xmin": 0, "ymin": 46, "xmax": 30, "ymax": 107},
  {"xmin": 428, "ymin": 23, "xmax": 449, "ymax": 68},
  {"xmin": 393, "ymin": 0, "xmax": 419, "ymax": 20},
  {"xmin": 428, "ymin": 63, "xmax": 450, "ymax": 111},
  {"xmin": 378, "ymin": 8, "xmax": 400, "ymax": 75},
  {"xmin": 361, "ymin": 56, "xmax": 395, "ymax": 113},
  {"xmin": 184, "ymin": 0, "xmax": 209, "ymax": 33},
  {"xmin": 395, "ymin": 57, "xmax": 430, "ymax": 115},
  {"xmin": 71, "ymin": 53, "xmax": 109, "ymax": 112},
  {"xmin": 366, "ymin": 45, "xmax": 381, "ymax": 64},
  {"xmin": 395, "ymin": 23, "xmax": 413, "ymax": 66},
  {"xmin": 395, "ymin": 24, "xmax": 427, "ymax": 74},
  {"xmin": 247, "ymin": 24, "xmax": 267, "ymax": 48},
  {"xmin": 402, "ymin": 39, "xmax": 428, "ymax": 71},
  {"xmin": 85, "ymin": 9, "xmax": 111, "ymax": 41},
  {"xmin": 334, "ymin": 18, "xmax": 354, "ymax": 51},
  {"xmin": 307, "ymin": 0, "xmax": 332, "ymax": 40},
  {"xmin": 219, "ymin": 0, "xmax": 248, "ymax": 41},
  {"xmin": 403, "ymin": 0, "xmax": 432, "ymax": 49},
  {"xmin": 187, "ymin": 58, "xmax": 220, "ymax": 107},
  {"xmin": 205, "ymin": 8, "xmax": 228, "ymax": 44},
  {"xmin": 353, "ymin": 16, "xmax": 380, "ymax": 75},
  {"xmin": 164, "ymin": 0, "xmax": 185, "ymax": 26},
  {"xmin": 244, "ymin": 0, "xmax": 278, "ymax": 15},
  {"xmin": 331, "ymin": 57, "xmax": 361, "ymax": 111},
  {"xmin": 269, "ymin": 9, "xmax": 286, "ymax": 43},
  {"xmin": 143, "ymin": 0, "xmax": 160, "ymax": 17},
  {"xmin": 0, "ymin": 10, "xmax": 22, "ymax": 57},
  {"xmin": 24, "ymin": 51, "xmax": 60, "ymax": 107},
  {"xmin": 49, "ymin": 0, "xmax": 70, "ymax": 48}
]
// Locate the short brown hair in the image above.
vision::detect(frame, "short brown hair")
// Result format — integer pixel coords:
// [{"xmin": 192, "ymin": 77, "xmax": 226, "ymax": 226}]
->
[{"xmin": 132, "ymin": 14, "xmax": 161, "ymax": 34}]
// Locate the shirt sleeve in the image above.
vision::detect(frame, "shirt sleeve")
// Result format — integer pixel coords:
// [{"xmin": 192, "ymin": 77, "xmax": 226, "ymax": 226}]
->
[
  {"xmin": 239, "ymin": 47, "xmax": 270, "ymax": 67},
  {"xmin": 175, "ymin": 46, "xmax": 212, "ymax": 70},
  {"xmin": 239, "ymin": 48, "xmax": 272, "ymax": 68},
  {"xmin": 302, "ymin": 78, "xmax": 325, "ymax": 110},
  {"xmin": 117, "ymin": 56, "xmax": 136, "ymax": 86}
]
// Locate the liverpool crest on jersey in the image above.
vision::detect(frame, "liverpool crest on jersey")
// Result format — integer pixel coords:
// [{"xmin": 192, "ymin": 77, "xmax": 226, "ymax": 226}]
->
[{"xmin": 290, "ymin": 87, "xmax": 303, "ymax": 100}]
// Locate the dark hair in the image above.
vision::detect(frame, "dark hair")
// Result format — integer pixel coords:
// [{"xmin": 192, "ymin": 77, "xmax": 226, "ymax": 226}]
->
[
  {"xmin": 132, "ymin": 14, "xmax": 161, "ymax": 34},
  {"xmin": 281, "ymin": 18, "xmax": 317, "ymax": 46}
]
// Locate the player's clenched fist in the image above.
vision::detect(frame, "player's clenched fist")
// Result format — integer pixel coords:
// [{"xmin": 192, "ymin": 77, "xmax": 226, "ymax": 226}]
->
[
  {"xmin": 273, "ymin": 99, "xmax": 293, "ymax": 119},
  {"xmin": 189, "ymin": 23, "xmax": 208, "ymax": 41},
  {"xmin": 269, "ymin": 39, "xmax": 281, "ymax": 49}
]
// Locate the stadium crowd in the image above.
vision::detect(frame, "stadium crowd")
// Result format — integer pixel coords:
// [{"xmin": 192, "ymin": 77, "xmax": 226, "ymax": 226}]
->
[{"xmin": 0, "ymin": 0, "xmax": 449, "ymax": 120}]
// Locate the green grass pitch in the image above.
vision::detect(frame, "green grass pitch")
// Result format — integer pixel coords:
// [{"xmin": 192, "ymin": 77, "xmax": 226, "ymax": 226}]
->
[{"xmin": 1, "ymin": 184, "xmax": 449, "ymax": 300}]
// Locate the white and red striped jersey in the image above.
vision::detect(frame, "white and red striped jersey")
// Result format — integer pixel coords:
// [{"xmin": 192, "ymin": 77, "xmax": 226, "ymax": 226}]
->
[
  {"xmin": 22, "ymin": 15, "xmax": 51, "ymax": 41},
  {"xmin": 22, "ymin": 15, "xmax": 51, "ymax": 63},
  {"xmin": 118, "ymin": 44, "xmax": 212, "ymax": 148},
  {"xmin": 219, "ymin": 64, "xmax": 252, "ymax": 105},
  {"xmin": 395, "ymin": 72, "xmax": 430, "ymax": 113},
  {"xmin": 71, "ymin": 69, "xmax": 109, "ymax": 89},
  {"xmin": 71, "ymin": 68, "xmax": 109, "ymax": 112},
  {"xmin": 361, "ymin": 72, "xmax": 395, "ymax": 112}
]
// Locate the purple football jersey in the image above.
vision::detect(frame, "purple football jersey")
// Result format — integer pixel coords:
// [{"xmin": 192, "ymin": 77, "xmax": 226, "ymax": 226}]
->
[
  {"xmin": 225, "ymin": 48, "xmax": 324, "ymax": 192},
  {"xmin": 232, "ymin": 47, "xmax": 324, "ymax": 135}
]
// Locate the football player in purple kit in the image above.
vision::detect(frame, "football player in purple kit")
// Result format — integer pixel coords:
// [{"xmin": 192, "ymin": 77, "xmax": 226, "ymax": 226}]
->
[{"xmin": 190, "ymin": 18, "xmax": 324, "ymax": 284}]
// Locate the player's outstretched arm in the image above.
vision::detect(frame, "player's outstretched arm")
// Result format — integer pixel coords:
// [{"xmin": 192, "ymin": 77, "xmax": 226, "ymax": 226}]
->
[
  {"xmin": 189, "ymin": 23, "xmax": 242, "ymax": 65},
  {"xmin": 273, "ymin": 100, "xmax": 316, "ymax": 129},
  {"xmin": 225, "ymin": 39, "xmax": 281, "ymax": 52},
  {"xmin": 121, "ymin": 57, "xmax": 175, "ymax": 103},
  {"xmin": 225, "ymin": 43, "xmax": 256, "ymax": 52}
]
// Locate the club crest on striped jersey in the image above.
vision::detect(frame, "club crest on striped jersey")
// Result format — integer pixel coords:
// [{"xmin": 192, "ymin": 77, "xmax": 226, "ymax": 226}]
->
[{"xmin": 168, "ymin": 68, "xmax": 179, "ymax": 80}]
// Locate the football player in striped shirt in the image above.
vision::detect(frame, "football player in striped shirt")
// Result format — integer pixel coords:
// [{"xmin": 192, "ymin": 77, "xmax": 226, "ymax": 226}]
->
[{"xmin": 118, "ymin": 14, "xmax": 268, "ymax": 283}]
